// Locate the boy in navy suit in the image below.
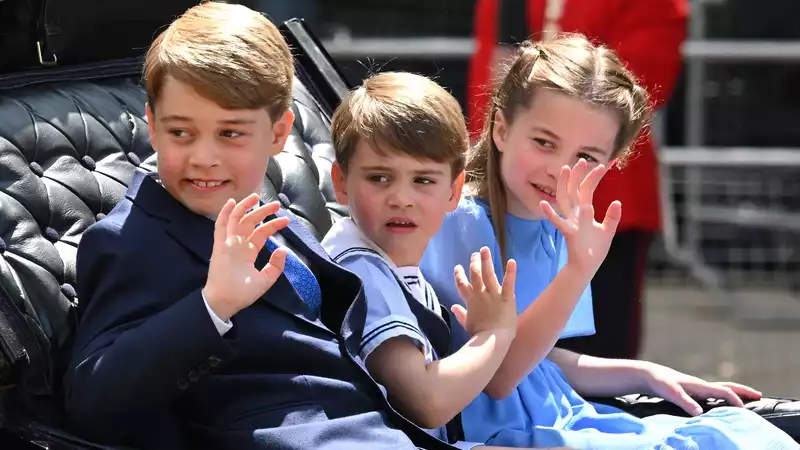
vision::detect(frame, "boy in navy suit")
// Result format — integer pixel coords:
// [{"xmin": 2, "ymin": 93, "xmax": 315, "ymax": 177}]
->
[{"xmin": 63, "ymin": 3, "xmax": 463, "ymax": 449}]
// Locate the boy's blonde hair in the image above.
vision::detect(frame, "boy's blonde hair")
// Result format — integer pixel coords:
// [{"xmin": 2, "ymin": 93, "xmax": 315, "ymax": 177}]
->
[
  {"xmin": 332, "ymin": 72, "xmax": 468, "ymax": 178},
  {"xmin": 469, "ymin": 34, "xmax": 652, "ymax": 262},
  {"xmin": 144, "ymin": 1, "xmax": 294, "ymax": 121}
]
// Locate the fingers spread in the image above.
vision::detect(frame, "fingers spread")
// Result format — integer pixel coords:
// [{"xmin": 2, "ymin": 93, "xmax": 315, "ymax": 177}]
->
[
  {"xmin": 450, "ymin": 304, "xmax": 468, "ymax": 329},
  {"xmin": 480, "ymin": 247, "xmax": 501, "ymax": 293},
  {"xmin": 567, "ymin": 159, "xmax": 588, "ymax": 205},
  {"xmin": 214, "ymin": 198, "xmax": 236, "ymax": 243},
  {"xmin": 541, "ymin": 201, "xmax": 573, "ymax": 234},
  {"xmin": 260, "ymin": 246, "xmax": 287, "ymax": 285},
  {"xmin": 227, "ymin": 194, "xmax": 260, "ymax": 236},
  {"xmin": 501, "ymin": 258, "xmax": 517, "ymax": 301},
  {"xmin": 602, "ymin": 200, "xmax": 622, "ymax": 233},
  {"xmin": 578, "ymin": 164, "xmax": 607, "ymax": 205},
  {"xmin": 453, "ymin": 265, "xmax": 473, "ymax": 302},
  {"xmin": 556, "ymin": 165, "xmax": 572, "ymax": 214},
  {"xmin": 240, "ymin": 201, "xmax": 281, "ymax": 233},
  {"xmin": 469, "ymin": 252, "xmax": 484, "ymax": 293},
  {"xmin": 249, "ymin": 216, "xmax": 291, "ymax": 254}
]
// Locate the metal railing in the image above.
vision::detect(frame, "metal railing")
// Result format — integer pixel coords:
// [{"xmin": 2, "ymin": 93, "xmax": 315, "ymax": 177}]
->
[
  {"xmin": 321, "ymin": 4, "xmax": 800, "ymax": 325},
  {"xmin": 321, "ymin": 37, "xmax": 800, "ymax": 61}
]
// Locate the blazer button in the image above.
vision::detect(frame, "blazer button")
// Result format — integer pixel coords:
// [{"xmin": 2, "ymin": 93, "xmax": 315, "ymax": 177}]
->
[
  {"xmin": 208, "ymin": 356, "xmax": 222, "ymax": 368},
  {"xmin": 177, "ymin": 378, "xmax": 189, "ymax": 390},
  {"xmin": 188, "ymin": 370, "xmax": 199, "ymax": 382}
]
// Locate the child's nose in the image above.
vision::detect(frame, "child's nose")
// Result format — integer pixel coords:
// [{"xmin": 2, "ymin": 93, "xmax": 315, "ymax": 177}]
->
[
  {"xmin": 188, "ymin": 143, "xmax": 221, "ymax": 167},
  {"xmin": 545, "ymin": 151, "xmax": 574, "ymax": 179},
  {"xmin": 387, "ymin": 185, "xmax": 414, "ymax": 208}
]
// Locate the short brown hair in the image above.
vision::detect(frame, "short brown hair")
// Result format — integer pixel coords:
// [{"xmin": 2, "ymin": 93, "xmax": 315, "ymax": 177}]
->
[
  {"xmin": 469, "ymin": 34, "xmax": 652, "ymax": 262},
  {"xmin": 332, "ymin": 72, "xmax": 468, "ymax": 178},
  {"xmin": 144, "ymin": 1, "xmax": 294, "ymax": 121}
]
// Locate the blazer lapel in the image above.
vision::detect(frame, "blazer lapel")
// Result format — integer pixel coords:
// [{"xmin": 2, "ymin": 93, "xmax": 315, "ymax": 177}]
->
[
  {"xmin": 127, "ymin": 171, "xmax": 215, "ymax": 264},
  {"xmin": 273, "ymin": 211, "xmax": 366, "ymax": 356},
  {"xmin": 275, "ymin": 209, "xmax": 333, "ymax": 263}
]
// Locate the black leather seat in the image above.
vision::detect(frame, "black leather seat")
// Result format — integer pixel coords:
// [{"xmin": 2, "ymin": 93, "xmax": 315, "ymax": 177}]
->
[{"xmin": 0, "ymin": 19, "xmax": 797, "ymax": 449}]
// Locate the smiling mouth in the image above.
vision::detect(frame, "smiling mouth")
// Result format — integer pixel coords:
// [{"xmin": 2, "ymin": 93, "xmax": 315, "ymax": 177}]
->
[
  {"xmin": 532, "ymin": 183, "xmax": 555, "ymax": 197},
  {"xmin": 190, "ymin": 180, "xmax": 226, "ymax": 188}
]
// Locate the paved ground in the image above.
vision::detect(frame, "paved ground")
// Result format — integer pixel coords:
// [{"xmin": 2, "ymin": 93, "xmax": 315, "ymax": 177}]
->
[{"xmin": 640, "ymin": 282, "xmax": 800, "ymax": 399}]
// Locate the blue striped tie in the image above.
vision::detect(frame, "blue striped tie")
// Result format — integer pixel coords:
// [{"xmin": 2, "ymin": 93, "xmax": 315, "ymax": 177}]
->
[{"xmin": 265, "ymin": 237, "xmax": 321, "ymax": 317}]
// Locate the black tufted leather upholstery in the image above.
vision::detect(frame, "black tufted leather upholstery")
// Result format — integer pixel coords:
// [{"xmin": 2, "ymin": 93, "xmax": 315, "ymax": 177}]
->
[{"xmin": 0, "ymin": 18, "xmax": 797, "ymax": 450}]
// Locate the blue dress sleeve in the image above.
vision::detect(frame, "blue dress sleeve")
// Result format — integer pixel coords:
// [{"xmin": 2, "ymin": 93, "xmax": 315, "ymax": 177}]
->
[
  {"xmin": 339, "ymin": 256, "xmax": 429, "ymax": 362},
  {"xmin": 553, "ymin": 233, "xmax": 596, "ymax": 338}
]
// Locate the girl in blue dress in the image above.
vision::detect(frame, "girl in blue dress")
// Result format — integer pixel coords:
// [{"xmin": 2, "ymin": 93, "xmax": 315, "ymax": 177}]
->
[{"xmin": 421, "ymin": 34, "xmax": 798, "ymax": 449}]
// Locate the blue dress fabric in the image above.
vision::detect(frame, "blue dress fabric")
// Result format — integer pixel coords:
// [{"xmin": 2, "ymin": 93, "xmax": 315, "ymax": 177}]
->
[{"xmin": 421, "ymin": 196, "xmax": 798, "ymax": 449}]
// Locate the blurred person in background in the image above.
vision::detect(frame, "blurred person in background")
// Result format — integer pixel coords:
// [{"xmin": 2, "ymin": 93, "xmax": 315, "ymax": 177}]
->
[{"xmin": 467, "ymin": 0, "xmax": 688, "ymax": 360}]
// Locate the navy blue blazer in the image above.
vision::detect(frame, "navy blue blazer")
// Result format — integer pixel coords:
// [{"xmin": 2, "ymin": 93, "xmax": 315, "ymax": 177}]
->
[{"xmin": 64, "ymin": 170, "xmax": 455, "ymax": 450}]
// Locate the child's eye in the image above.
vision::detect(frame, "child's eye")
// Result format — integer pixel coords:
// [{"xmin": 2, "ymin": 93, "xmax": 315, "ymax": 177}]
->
[
  {"xmin": 532, "ymin": 138, "xmax": 556, "ymax": 149},
  {"xmin": 578, "ymin": 153, "xmax": 598, "ymax": 164},
  {"xmin": 368, "ymin": 175, "xmax": 390, "ymax": 183},
  {"xmin": 220, "ymin": 130, "xmax": 244, "ymax": 138},
  {"xmin": 169, "ymin": 129, "xmax": 190, "ymax": 138},
  {"xmin": 414, "ymin": 177, "xmax": 435, "ymax": 185}
]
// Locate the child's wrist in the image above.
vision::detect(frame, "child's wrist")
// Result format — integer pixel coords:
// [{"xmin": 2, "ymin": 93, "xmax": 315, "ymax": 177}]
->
[
  {"xmin": 560, "ymin": 262, "xmax": 595, "ymax": 286},
  {"xmin": 477, "ymin": 327, "xmax": 516, "ymax": 347},
  {"xmin": 203, "ymin": 286, "xmax": 236, "ymax": 322},
  {"xmin": 624, "ymin": 359, "xmax": 656, "ymax": 394}
]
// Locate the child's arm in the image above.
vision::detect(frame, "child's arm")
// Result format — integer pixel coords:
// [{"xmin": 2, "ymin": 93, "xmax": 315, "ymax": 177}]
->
[
  {"xmin": 484, "ymin": 160, "xmax": 620, "ymax": 399},
  {"xmin": 547, "ymin": 347, "xmax": 762, "ymax": 416},
  {"xmin": 353, "ymin": 248, "xmax": 517, "ymax": 430},
  {"xmin": 64, "ymin": 196, "xmax": 287, "ymax": 442}
]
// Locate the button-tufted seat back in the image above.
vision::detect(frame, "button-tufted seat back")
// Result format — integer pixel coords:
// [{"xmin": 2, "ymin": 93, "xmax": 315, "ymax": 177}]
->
[
  {"xmin": 2, "ymin": 17, "xmax": 798, "ymax": 450},
  {"xmin": 0, "ymin": 21, "xmax": 349, "ymax": 445}
]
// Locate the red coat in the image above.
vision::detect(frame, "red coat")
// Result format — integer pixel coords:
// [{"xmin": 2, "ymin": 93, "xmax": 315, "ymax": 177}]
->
[{"xmin": 468, "ymin": 0, "xmax": 688, "ymax": 232}]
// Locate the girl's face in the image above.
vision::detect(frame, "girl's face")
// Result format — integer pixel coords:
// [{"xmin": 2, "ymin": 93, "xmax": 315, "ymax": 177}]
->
[{"xmin": 492, "ymin": 89, "xmax": 620, "ymax": 220}]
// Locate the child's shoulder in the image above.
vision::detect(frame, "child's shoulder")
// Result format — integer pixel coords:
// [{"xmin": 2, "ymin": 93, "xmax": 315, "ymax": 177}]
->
[
  {"xmin": 436, "ymin": 194, "xmax": 495, "ymax": 241},
  {"xmin": 82, "ymin": 196, "xmax": 137, "ymax": 244},
  {"xmin": 80, "ymin": 174, "xmax": 177, "ymax": 254},
  {"xmin": 322, "ymin": 217, "xmax": 400, "ymax": 276},
  {"xmin": 454, "ymin": 194, "xmax": 490, "ymax": 218}
]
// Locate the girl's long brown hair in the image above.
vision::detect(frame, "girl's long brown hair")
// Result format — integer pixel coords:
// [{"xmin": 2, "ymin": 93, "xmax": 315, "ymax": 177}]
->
[{"xmin": 467, "ymin": 34, "xmax": 652, "ymax": 263}]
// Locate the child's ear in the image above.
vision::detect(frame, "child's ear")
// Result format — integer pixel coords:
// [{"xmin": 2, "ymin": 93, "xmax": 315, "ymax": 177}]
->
[
  {"xmin": 447, "ymin": 171, "xmax": 465, "ymax": 212},
  {"xmin": 492, "ymin": 109, "xmax": 509, "ymax": 153},
  {"xmin": 145, "ymin": 103, "xmax": 158, "ymax": 152},
  {"xmin": 269, "ymin": 110, "xmax": 295, "ymax": 154},
  {"xmin": 331, "ymin": 162, "xmax": 349, "ymax": 205}
]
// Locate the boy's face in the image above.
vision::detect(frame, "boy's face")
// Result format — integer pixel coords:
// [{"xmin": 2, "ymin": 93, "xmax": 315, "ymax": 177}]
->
[
  {"xmin": 146, "ymin": 76, "xmax": 293, "ymax": 218},
  {"xmin": 333, "ymin": 140, "xmax": 464, "ymax": 267}
]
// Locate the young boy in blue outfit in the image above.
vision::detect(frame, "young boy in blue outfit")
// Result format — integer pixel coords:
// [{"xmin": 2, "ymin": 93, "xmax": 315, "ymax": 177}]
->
[
  {"xmin": 321, "ymin": 72, "xmax": 523, "ymax": 449},
  {"xmin": 63, "ymin": 4, "xmax": 468, "ymax": 450}
]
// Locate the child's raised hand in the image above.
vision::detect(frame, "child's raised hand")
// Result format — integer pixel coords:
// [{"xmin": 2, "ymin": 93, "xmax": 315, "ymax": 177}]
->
[
  {"xmin": 451, "ymin": 247, "xmax": 518, "ymax": 339},
  {"xmin": 540, "ymin": 159, "xmax": 621, "ymax": 277},
  {"xmin": 204, "ymin": 194, "xmax": 290, "ymax": 321}
]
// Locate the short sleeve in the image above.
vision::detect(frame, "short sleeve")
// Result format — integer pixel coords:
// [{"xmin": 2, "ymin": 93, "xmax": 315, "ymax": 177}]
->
[
  {"xmin": 554, "ymin": 234, "xmax": 596, "ymax": 338},
  {"xmin": 340, "ymin": 256, "xmax": 427, "ymax": 361}
]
